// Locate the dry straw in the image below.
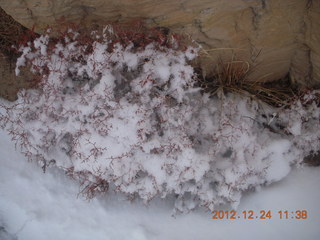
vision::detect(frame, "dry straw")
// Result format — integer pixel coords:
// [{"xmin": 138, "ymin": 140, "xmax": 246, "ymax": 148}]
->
[{"xmin": 197, "ymin": 47, "xmax": 297, "ymax": 107}]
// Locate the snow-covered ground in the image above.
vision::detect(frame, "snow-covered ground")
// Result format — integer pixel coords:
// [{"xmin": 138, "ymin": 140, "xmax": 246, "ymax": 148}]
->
[
  {"xmin": 0, "ymin": 129, "xmax": 319, "ymax": 240},
  {"xmin": 1, "ymin": 29, "xmax": 319, "ymax": 239}
]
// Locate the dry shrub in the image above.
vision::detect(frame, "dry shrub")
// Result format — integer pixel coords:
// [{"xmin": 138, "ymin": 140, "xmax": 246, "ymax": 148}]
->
[
  {"xmin": 2, "ymin": 16, "xmax": 319, "ymax": 213},
  {"xmin": 4, "ymin": 17, "xmax": 191, "ymax": 102},
  {"xmin": 38, "ymin": 17, "xmax": 190, "ymax": 55},
  {"xmin": 5, "ymin": 24, "xmax": 200, "ymax": 206}
]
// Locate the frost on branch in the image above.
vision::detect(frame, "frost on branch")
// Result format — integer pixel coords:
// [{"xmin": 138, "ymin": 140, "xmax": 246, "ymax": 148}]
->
[{"xmin": 1, "ymin": 29, "xmax": 320, "ymax": 213}]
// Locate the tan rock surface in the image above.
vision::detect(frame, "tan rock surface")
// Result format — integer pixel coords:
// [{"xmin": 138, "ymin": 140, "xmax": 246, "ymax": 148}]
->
[{"xmin": 0, "ymin": 0, "xmax": 319, "ymax": 86}]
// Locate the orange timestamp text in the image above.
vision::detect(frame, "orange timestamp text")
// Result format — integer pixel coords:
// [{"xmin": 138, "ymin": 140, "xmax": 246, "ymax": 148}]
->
[{"xmin": 211, "ymin": 210, "xmax": 308, "ymax": 220}]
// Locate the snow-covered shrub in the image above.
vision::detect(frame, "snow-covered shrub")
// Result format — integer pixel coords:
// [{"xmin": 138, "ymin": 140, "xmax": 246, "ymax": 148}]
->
[{"xmin": 0, "ymin": 27, "xmax": 319, "ymax": 213}]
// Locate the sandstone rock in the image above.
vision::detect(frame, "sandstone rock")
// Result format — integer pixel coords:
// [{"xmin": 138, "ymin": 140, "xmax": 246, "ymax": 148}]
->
[
  {"xmin": 0, "ymin": 0, "xmax": 319, "ymax": 87},
  {"xmin": 304, "ymin": 0, "xmax": 320, "ymax": 88}
]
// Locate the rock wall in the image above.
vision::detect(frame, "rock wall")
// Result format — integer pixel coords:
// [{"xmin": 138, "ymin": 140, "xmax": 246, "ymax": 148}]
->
[
  {"xmin": 0, "ymin": 0, "xmax": 319, "ymax": 86},
  {"xmin": 304, "ymin": 1, "xmax": 320, "ymax": 87}
]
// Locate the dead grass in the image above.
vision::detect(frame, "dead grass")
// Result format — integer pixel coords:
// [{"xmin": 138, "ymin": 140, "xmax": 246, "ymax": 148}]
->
[{"xmin": 196, "ymin": 50, "xmax": 299, "ymax": 107}]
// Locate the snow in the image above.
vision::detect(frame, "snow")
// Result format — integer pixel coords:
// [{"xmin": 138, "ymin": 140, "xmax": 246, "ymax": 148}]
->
[
  {"xmin": 0, "ymin": 129, "xmax": 320, "ymax": 240},
  {"xmin": 3, "ymin": 30, "xmax": 320, "ymax": 213},
  {"xmin": 15, "ymin": 47, "xmax": 31, "ymax": 76},
  {"xmin": 1, "ymin": 30, "xmax": 320, "ymax": 238},
  {"xmin": 263, "ymin": 140, "xmax": 292, "ymax": 182}
]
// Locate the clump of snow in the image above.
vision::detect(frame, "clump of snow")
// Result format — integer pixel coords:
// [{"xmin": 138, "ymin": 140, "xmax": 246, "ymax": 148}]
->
[
  {"xmin": 1, "ymin": 129, "xmax": 320, "ymax": 240},
  {"xmin": 1, "ymin": 29, "xmax": 320, "ymax": 213}
]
